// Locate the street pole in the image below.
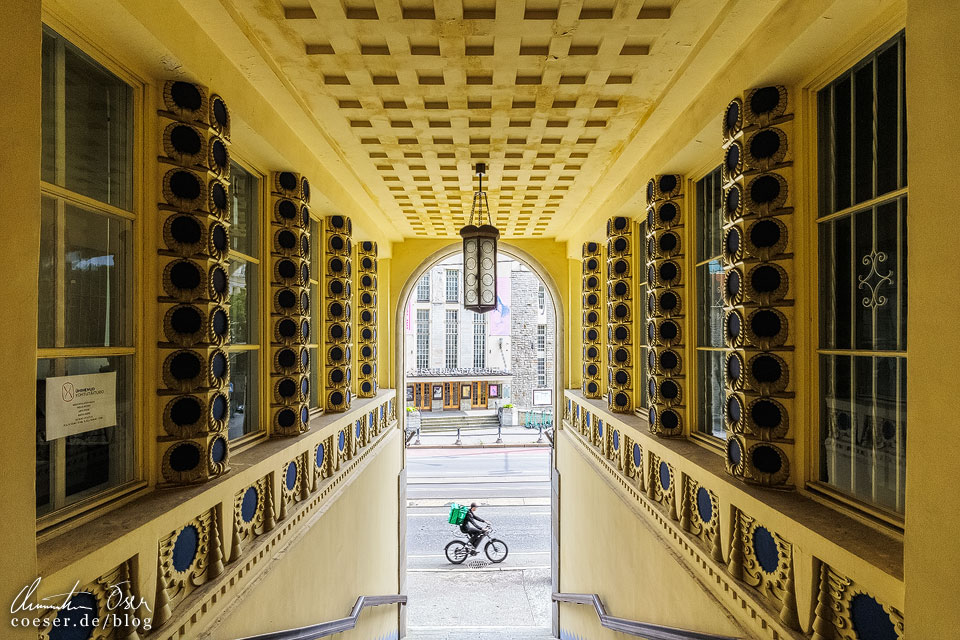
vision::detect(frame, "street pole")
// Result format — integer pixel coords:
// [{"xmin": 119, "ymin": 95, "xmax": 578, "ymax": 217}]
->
[
  {"xmin": 415, "ymin": 426, "xmax": 421, "ymax": 445},
  {"xmin": 537, "ymin": 425, "xmax": 544, "ymax": 443},
  {"xmin": 455, "ymin": 427, "xmax": 462, "ymax": 446},
  {"xmin": 496, "ymin": 424, "xmax": 503, "ymax": 444}
]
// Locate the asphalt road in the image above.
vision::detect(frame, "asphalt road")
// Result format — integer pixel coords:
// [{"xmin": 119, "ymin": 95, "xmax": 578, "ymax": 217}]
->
[{"xmin": 405, "ymin": 448, "xmax": 553, "ymax": 634}]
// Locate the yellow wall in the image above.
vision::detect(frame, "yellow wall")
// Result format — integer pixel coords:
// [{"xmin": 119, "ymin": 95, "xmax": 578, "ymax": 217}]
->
[
  {"xmin": 557, "ymin": 431, "xmax": 746, "ymax": 639},
  {"xmin": 204, "ymin": 433, "xmax": 402, "ymax": 639},
  {"xmin": 903, "ymin": 1, "xmax": 960, "ymax": 636},
  {"xmin": 0, "ymin": 1, "xmax": 41, "ymax": 636}
]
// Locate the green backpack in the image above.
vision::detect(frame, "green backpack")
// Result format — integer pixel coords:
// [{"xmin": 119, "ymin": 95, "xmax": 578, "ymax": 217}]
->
[{"xmin": 448, "ymin": 503, "xmax": 468, "ymax": 525}]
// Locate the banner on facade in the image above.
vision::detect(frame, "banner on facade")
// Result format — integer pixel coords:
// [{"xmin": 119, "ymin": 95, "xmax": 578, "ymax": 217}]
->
[{"xmin": 44, "ymin": 371, "xmax": 118, "ymax": 440}]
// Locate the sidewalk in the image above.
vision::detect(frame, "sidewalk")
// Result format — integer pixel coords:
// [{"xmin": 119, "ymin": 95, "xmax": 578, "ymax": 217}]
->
[{"xmin": 407, "ymin": 425, "xmax": 552, "ymax": 448}]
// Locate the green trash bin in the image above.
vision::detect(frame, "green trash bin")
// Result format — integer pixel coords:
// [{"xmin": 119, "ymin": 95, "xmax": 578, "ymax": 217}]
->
[{"xmin": 448, "ymin": 503, "xmax": 468, "ymax": 525}]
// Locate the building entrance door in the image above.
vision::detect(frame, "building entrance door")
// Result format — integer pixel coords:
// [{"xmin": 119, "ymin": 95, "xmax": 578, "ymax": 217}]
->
[
  {"xmin": 471, "ymin": 382, "xmax": 488, "ymax": 409},
  {"xmin": 443, "ymin": 382, "xmax": 459, "ymax": 410},
  {"xmin": 413, "ymin": 383, "xmax": 431, "ymax": 411}
]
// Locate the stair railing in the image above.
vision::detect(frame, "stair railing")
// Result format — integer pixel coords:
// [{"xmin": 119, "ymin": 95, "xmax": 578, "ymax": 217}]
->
[
  {"xmin": 235, "ymin": 595, "xmax": 406, "ymax": 640},
  {"xmin": 552, "ymin": 593, "xmax": 741, "ymax": 640}
]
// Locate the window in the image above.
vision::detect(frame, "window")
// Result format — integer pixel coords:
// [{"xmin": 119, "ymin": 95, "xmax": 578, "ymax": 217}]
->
[
  {"xmin": 446, "ymin": 269, "xmax": 459, "ymax": 302},
  {"xmin": 817, "ymin": 32, "xmax": 906, "ymax": 514},
  {"xmin": 445, "ymin": 309, "xmax": 459, "ymax": 368},
  {"xmin": 308, "ymin": 218, "xmax": 320, "ymax": 408},
  {"xmin": 537, "ymin": 357, "xmax": 547, "ymax": 387},
  {"xmin": 416, "ymin": 273, "xmax": 430, "ymax": 302},
  {"xmin": 537, "ymin": 324, "xmax": 546, "ymax": 352},
  {"xmin": 695, "ymin": 167, "xmax": 726, "ymax": 439},
  {"xmin": 416, "ymin": 309, "xmax": 430, "ymax": 369},
  {"xmin": 538, "ymin": 284, "xmax": 545, "ymax": 311},
  {"xmin": 226, "ymin": 162, "xmax": 261, "ymax": 440},
  {"xmin": 638, "ymin": 221, "xmax": 649, "ymax": 410},
  {"xmin": 37, "ymin": 26, "xmax": 136, "ymax": 517},
  {"xmin": 473, "ymin": 313, "xmax": 486, "ymax": 368}
]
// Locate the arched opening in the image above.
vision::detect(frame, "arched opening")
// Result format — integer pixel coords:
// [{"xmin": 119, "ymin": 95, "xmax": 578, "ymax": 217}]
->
[{"xmin": 394, "ymin": 242, "xmax": 564, "ymax": 639}]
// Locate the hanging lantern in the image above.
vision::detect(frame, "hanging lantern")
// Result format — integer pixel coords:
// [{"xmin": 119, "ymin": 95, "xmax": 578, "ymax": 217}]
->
[{"xmin": 461, "ymin": 163, "xmax": 499, "ymax": 313}]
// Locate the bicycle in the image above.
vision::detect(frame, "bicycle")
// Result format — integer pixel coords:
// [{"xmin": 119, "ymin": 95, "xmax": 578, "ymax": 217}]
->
[{"xmin": 444, "ymin": 525, "xmax": 509, "ymax": 564}]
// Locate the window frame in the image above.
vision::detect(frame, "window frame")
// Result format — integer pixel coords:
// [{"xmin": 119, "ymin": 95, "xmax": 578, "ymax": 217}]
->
[
  {"xmin": 307, "ymin": 216, "xmax": 322, "ymax": 414},
  {"xmin": 416, "ymin": 273, "xmax": 430, "ymax": 302},
  {"xmin": 36, "ymin": 20, "xmax": 147, "ymax": 531},
  {"xmin": 473, "ymin": 312, "xmax": 486, "ymax": 368},
  {"xmin": 445, "ymin": 268, "xmax": 459, "ymax": 303},
  {"xmin": 445, "ymin": 309, "xmax": 459, "ymax": 368},
  {"xmin": 416, "ymin": 308, "xmax": 430, "ymax": 369},
  {"xmin": 808, "ymin": 30, "xmax": 908, "ymax": 525},
  {"xmin": 224, "ymin": 155, "xmax": 268, "ymax": 447},
  {"xmin": 692, "ymin": 166, "xmax": 727, "ymax": 446}
]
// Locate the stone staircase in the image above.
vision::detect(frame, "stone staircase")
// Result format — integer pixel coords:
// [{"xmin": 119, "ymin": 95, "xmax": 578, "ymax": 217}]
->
[
  {"xmin": 405, "ymin": 627, "xmax": 555, "ymax": 639},
  {"xmin": 418, "ymin": 413, "xmax": 501, "ymax": 431}
]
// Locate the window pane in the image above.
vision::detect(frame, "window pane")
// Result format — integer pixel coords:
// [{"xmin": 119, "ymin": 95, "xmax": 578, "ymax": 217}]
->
[
  {"xmin": 696, "ymin": 350, "xmax": 725, "ymax": 439},
  {"xmin": 41, "ymin": 31, "xmax": 57, "ymax": 185},
  {"xmin": 853, "ymin": 63, "xmax": 875, "ymax": 205},
  {"xmin": 696, "ymin": 261, "xmax": 724, "ymax": 348},
  {"xmin": 36, "ymin": 355, "xmax": 135, "ymax": 515},
  {"xmin": 820, "ymin": 353, "xmax": 905, "ymax": 512},
  {"xmin": 230, "ymin": 162, "xmax": 259, "ymax": 257},
  {"xmin": 228, "ymin": 259, "xmax": 258, "ymax": 345},
  {"xmin": 38, "ymin": 201, "xmax": 133, "ymax": 349},
  {"xmin": 41, "ymin": 28, "xmax": 133, "ymax": 210},
  {"xmin": 309, "ymin": 346, "xmax": 319, "ymax": 408},
  {"xmin": 696, "ymin": 168, "xmax": 722, "ymax": 262},
  {"xmin": 875, "ymin": 42, "xmax": 901, "ymax": 195},
  {"xmin": 228, "ymin": 351, "xmax": 258, "ymax": 439}
]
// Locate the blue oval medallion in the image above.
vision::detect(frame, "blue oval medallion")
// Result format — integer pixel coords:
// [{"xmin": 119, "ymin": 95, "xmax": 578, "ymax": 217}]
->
[
  {"xmin": 633, "ymin": 443, "xmax": 642, "ymax": 467},
  {"xmin": 752, "ymin": 526, "xmax": 779, "ymax": 574},
  {"xmin": 659, "ymin": 461, "xmax": 670, "ymax": 490},
  {"xmin": 596, "ymin": 420, "xmax": 603, "ymax": 438},
  {"xmin": 356, "ymin": 421, "xmax": 362, "ymax": 438},
  {"xmin": 338, "ymin": 430, "xmax": 345, "ymax": 451},
  {"xmin": 316, "ymin": 443, "xmax": 325, "ymax": 468},
  {"xmin": 850, "ymin": 593, "xmax": 897, "ymax": 640},
  {"xmin": 696, "ymin": 487, "xmax": 713, "ymax": 523},
  {"xmin": 727, "ymin": 438, "xmax": 742, "ymax": 466},
  {"xmin": 49, "ymin": 591, "xmax": 97, "ymax": 640},
  {"xmin": 172, "ymin": 525, "xmax": 199, "ymax": 572},
  {"xmin": 285, "ymin": 462, "xmax": 297, "ymax": 491},
  {"xmin": 241, "ymin": 487, "xmax": 258, "ymax": 523},
  {"xmin": 211, "ymin": 437, "xmax": 227, "ymax": 464},
  {"xmin": 613, "ymin": 431, "xmax": 620, "ymax": 450}
]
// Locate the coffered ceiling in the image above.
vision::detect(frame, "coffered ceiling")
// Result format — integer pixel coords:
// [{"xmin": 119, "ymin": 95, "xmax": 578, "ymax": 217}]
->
[{"xmin": 216, "ymin": 0, "xmax": 728, "ymax": 238}]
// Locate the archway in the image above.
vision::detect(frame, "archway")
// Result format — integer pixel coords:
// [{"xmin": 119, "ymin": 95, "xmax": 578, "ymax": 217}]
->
[{"xmin": 394, "ymin": 242, "xmax": 565, "ymax": 639}]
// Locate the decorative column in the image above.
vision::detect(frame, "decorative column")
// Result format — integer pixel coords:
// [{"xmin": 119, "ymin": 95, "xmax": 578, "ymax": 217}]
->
[
  {"xmin": 324, "ymin": 216, "xmax": 353, "ymax": 412},
  {"xmin": 606, "ymin": 217, "xmax": 635, "ymax": 413},
  {"xmin": 357, "ymin": 241, "xmax": 378, "ymax": 397},
  {"xmin": 157, "ymin": 80, "xmax": 231, "ymax": 484},
  {"xmin": 269, "ymin": 172, "xmax": 312, "ymax": 436},
  {"xmin": 645, "ymin": 175, "xmax": 685, "ymax": 437},
  {"xmin": 581, "ymin": 242, "xmax": 603, "ymax": 399},
  {"xmin": 721, "ymin": 86, "xmax": 796, "ymax": 486}
]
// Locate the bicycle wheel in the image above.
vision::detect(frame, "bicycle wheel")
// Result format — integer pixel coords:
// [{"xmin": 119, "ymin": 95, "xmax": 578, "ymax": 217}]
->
[
  {"xmin": 485, "ymin": 538, "xmax": 509, "ymax": 563},
  {"xmin": 445, "ymin": 540, "xmax": 469, "ymax": 564}
]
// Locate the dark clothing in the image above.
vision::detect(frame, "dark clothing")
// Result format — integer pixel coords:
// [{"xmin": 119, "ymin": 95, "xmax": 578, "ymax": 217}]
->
[{"xmin": 460, "ymin": 510, "xmax": 487, "ymax": 548}]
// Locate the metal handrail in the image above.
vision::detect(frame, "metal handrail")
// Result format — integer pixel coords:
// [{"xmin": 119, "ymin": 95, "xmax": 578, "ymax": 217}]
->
[
  {"xmin": 236, "ymin": 595, "xmax": 406, "ymax": 640},
  {"xmin": 552, "ymin": 593, "xmax": 740, "ymax": 640}
]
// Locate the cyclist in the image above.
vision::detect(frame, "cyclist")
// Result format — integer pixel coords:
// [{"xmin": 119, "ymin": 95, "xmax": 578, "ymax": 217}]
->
[{"xmin": 459, "ymin": 502, "xmax": 488, "ymax": 554}]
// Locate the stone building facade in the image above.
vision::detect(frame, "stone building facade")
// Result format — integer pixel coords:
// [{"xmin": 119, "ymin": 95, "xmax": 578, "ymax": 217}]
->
[{"xmin": 510, "ymin": 264, "xmax": 556, "ymax": 409}]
